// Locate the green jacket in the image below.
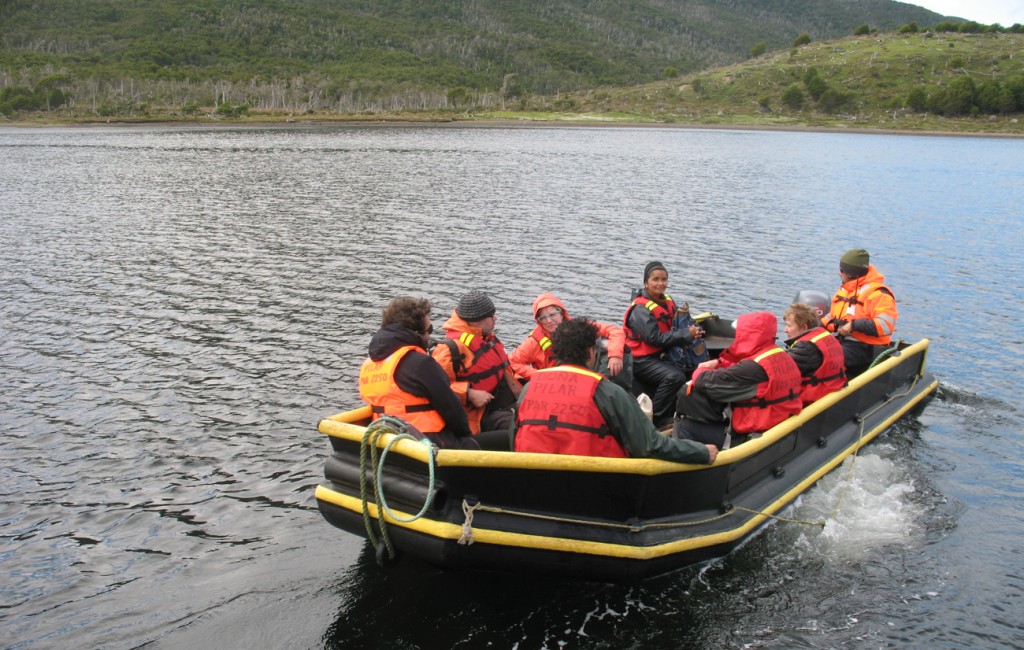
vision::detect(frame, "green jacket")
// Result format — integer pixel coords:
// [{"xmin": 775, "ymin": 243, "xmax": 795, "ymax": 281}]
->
[{"xmin": 512, "ymin": 375, "xmax": 711, "ymax": 464}]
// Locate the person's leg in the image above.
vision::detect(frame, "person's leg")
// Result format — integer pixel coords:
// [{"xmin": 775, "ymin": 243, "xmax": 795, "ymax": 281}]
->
[
  {"xmin": 841, "ymin": 338, "xmax": 873, "ymax": 378},
  {"xmin": 634, "ymin": 357, "xmax": 685, "ymax": 426},
  {"xmin": 475, "ymin": 429, "xmax": 512, "ymax": 450},
  {"xmin": 672, "ymin": 417, "xmax": 728, "ymax": 448}
]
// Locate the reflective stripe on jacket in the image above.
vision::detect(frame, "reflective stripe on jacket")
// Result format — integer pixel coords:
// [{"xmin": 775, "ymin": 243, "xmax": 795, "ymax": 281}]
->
[
  {"xmin": 514, "ymin": 366, "xmax": 628, "ymax": 458},
  {"xmin": 623, "ymin": 294, "xmax": 677, "ymax": 358},
  {"xmin": 796, "ymin": 328, "xmax": 847, "ymax": 404},
  {"xmin": 448, "ymin": 330, "xmax": 510, "ymax": 395},
  {"xmin": 730, "ymin": 346, "xmax": 803, "ymax": 434},
  {"xmin": 359, "ymin": 345, "xmax": 446, "ymax": 433},
  {"xmin": 825, "ymin": 265, "xmax": 897, "ymax": 346}
]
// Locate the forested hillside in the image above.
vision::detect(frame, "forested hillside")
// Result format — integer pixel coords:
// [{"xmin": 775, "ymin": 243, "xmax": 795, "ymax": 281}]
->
[{"xmin": 1, "ymin": 0, "xmax": 952, "ymax": 116}]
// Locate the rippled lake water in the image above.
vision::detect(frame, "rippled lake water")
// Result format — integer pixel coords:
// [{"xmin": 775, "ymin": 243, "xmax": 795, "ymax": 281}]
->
[{"xmin": 1, "ymin": 124, "xmax": 1022, "ymax": 648}]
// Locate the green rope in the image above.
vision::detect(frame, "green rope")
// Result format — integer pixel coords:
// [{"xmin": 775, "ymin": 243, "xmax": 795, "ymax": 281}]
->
[
  {"xmin": 358, "ymin": 417, "xmax": 437, "ymax": 562},
  {"xmin": 868, "ymin": 340, "xmax": 901, "ymax": 369}
]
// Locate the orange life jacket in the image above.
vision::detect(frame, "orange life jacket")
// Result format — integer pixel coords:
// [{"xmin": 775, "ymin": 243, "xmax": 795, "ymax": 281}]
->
[
  {"xmin": 826, "ymin": 268, "xmax": 897, "ymax": 346},
  {"xmin": 528, "ymin": 326, "xmax": 555, "ymax": 369},
  {"xmin": 623, "ymin": 294, "xmax": 677, "ymax": 358},
  {"xmin": 359, "ymin": 345, "xmax": 446, "ymax": 433},
  {"xmin": 796, "ymin": 328, "xmax": 847, "ymax": 404},
  {"xmin": 514, "ymin": 366, "xmax": 628, "ymax": 458},
  {"xmin": 730, "ymin": 346, "xmax": 802, "ymax": 434}
]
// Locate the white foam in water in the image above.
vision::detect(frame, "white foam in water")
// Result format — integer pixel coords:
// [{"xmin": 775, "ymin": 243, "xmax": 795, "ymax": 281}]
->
[{"xmin": 791, "ymin": 448, "xmax": 918, "ymax": 561}]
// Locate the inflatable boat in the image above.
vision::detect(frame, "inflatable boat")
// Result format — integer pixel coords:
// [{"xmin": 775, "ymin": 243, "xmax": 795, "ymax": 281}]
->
[{"xmin": 314, "ymin": 328, "xmax": 936, "ymax": 582}]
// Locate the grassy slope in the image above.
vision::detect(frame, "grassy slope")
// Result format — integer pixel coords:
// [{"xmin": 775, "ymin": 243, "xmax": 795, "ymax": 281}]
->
[{"xmin": 479, "ymin": 32, "xmax": 1024, "ymax": 135}]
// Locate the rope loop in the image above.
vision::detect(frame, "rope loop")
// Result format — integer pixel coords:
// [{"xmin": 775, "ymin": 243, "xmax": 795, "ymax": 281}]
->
[
  {"xmin": 459, "ymin": 499, "xmax": 480, "ymax": 545},
  {"xmin": 358, "ymin": 417, "xmax": 438, "ymax": 564}
]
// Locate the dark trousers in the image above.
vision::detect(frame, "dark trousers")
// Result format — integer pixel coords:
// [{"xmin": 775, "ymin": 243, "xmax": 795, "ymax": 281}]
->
[
  {"xmin": 633, "ymin": 354, "xmax": 686, "ymax": 424},
  {"xmin": 841, "ymin": 338, "xmax": 879, "ymax": 378}
]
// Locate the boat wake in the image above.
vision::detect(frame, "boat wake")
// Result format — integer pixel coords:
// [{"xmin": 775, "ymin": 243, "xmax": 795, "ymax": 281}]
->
[{"xmin": 789, "ymin": 448, "xmax": 919, "ymax": 561}]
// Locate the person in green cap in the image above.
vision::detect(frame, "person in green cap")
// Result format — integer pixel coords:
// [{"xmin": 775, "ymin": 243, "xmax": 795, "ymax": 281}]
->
[{"xmin": 822, "ymin": 248, "xmax": 898, "ymax": 377}]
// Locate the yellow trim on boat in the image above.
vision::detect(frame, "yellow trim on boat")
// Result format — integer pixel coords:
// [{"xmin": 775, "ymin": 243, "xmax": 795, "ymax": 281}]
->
[
  {"xmin": 316, "ymin": 374, "xmax": 938, "ymax": 560},
  {"xmin": 318, "ymin": 340, "xmax": 934, "ymax": 475}
]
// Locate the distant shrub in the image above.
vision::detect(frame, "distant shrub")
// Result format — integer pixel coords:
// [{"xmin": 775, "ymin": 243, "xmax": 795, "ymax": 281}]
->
[
  {"xmin": 898, "ymin": 22, "xmax": 919, "ymax": 34},
  {"xmin": 750, "ymin": 42, "xmax": 766, "ymax": 58},
  {"xmin": 976, "ymin": 80, "xmax": 1017, "ymax": 114},
  {"xmin": 0, "ymin": 86, "xmax": 41, "ymax": 113},
  {"xmin": 934, "ymin": 20, "xmax": 960, "ymax": 33},
  {"xmin": 907, "ymin": 87, "xmax": 928, "ymax": 112},
  {"xmin": 792, "ymin": 33, "xmax": 811, "ymax": 47},
  {"xmin": 818, "ymin": 88, "xmax": 853, "ymax": 113},
  {"xmin": 853, "ymin": 24, "xmax": 871, "ymax": 36},
  {"xmin": 929, "ymin": 76, "xmax": 977, "ymax": 115},
  {"xmin": 782, "ymin": 83, "xmax": 805, "ymax": 109},
  {"xmin": 806, "ymin": 75, "xmax": 828, "ymax": 101},
  {"xmin": 664, "ymin": 66, "xmax": 678, "ymax": 78},
  {"xmin": 691, "ymin": 77, "xmax": 706, "ymax": 95}
]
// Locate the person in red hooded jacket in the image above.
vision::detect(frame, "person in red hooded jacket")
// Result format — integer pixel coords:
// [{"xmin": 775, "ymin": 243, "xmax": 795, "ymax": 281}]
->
[
  {"xmin": 510, "ymin": 293, "xmax": 631, "ymax": 390},
  {"xmin": 673, "ymin": 312, "xmax": 802, "ymax": 448}
]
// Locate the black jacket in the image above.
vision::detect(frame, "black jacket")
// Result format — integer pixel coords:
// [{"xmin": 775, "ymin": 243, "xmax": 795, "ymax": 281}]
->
[{"xmin": 367, "ymin": 324, "xmax": 472, "ymax": 437}]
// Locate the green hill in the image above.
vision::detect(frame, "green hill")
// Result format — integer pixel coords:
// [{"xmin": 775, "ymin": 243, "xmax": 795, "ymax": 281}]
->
[
  {"xmin": 516, "ymin": 31, "xmax": 1024, "ymax": 133},
  {"xmin": 2, "ymin": 0, "xmax": 952, "ymax": 114}
]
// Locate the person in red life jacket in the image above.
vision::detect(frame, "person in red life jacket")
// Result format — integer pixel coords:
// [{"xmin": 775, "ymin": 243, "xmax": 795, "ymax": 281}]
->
[
  {"xmin": 510, "ymin": 292, "xmax": 632, "ymax": 391},
  {"xmin": 673, "ymin": 312, "xmax": 802, "ymax": 448},
  {"xmin": 432, "ymin": 290, "xmax": 521, "ymax": 450},
  {"xmin": 513, "ymin": 318, "xmax": 717, "ymax": 464},
  {"xmin": 822, "ymin": 248, "xmax": 898, "ymax": 378},
  {"xmin": 359, "ymin": 297, "xmax": 479, "ymax": 450},
  {"xmin": 783, "ymin": 303, "xmax": 847, "ymax": 405},
  {"xmin": 623, "ymin": 261, "xmax": 704, "ymax": 427}
]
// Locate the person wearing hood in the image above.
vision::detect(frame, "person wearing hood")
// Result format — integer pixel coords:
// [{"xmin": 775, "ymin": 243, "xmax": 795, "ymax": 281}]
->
[
  {"xmin": 513, "ymin": 318, "xmax": 717, "ymax": 464},
  {"xmin": 359, "ymin": 297, "xmax": 478, "ymax": 450},
  {"xmin": 432, "ymin": 290, "xmax": 521, "ymax": 447},
  {"xmin": 623, "ymin": 261, "xmax": 704, "ymax": 427},
  {"xmin": 822, "ymin": 248, "xmax": 898, "ymax": 377},
  {"xmin": 783, "ymin": 302, "xmax": 847, "ymax": 405},
  {"xmin": 673, "ymin": 312, "xmax": 802, "ymax": 448},
  {"xmin": 510, "ymin": 292, "xmax": 630, "ymax": 388}
]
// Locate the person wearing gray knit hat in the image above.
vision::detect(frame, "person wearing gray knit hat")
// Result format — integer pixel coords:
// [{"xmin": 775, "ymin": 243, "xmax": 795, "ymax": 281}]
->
[
  {"xmin": 824, "ymin": 247, "xmax": 898, "ymax": 378},
  {"xmin": 455, "ymin": 290, "xmax": 496, "ymax": 322},
  {"xmin": 433, "ymin": 290, "xmax": 520, "ymax": 448}
]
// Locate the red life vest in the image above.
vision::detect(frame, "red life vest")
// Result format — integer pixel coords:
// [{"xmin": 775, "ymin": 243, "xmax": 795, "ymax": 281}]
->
[
  {"xmin": 514, "ymin": 366, "xmax": 628, "ymax": 458},
  {"xmin": 623, "ymin": 294, "xmax": 677, "ymax": 358},
  {"xmin": 528, "ymin": 326, "xmax": 555, "ymax": 370},
  {"xmin": 730, "ymin": 346, "xmax": 803, "ymax": 434},
  {"xmin": 359, "ymin": 346, "xmax": 446, "ymax": 433},
  {"xmin": 796, "ymin": 328, "xmax": 847, "ymax": 404},
  {"xmin": 446, "ymin": 330, "xmax": 510, "ymax": 394}
]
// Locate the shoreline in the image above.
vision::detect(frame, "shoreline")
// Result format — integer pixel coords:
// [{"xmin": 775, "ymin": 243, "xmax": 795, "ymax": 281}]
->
[{"xmin": 2, "ymin": 114, "xmax": 1023, "ymax": 138}]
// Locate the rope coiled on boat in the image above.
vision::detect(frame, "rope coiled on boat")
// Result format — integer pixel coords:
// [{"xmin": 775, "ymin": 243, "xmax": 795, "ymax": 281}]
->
[{"xmin": 358, "ymin": 417, "xmax": 438, "ymax": 565}]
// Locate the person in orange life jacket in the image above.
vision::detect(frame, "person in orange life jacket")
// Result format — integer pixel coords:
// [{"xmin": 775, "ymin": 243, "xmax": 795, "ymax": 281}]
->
[
  {"xmin": 623, "ymin": 261, "xmax": 704, "ymax": 427},
  {"xmin": 358, "ymin": 297, "xmax": 479, "ymax": 450},
  {"xmin": 673, "ymin": 312, "xmax": 802, "ymax": 449},
  {"xmin": 783, "ymin": 303, "xmax": 847, "ymax": 405},
  {"xmin": 510, "ymin": 292, "xmax": 631, "ymax": 389},
  {"xmin": 431, "ymin": 290, "xmax": 521, "ymax": 450},
  {"xmin": 513, "ymin": 318, "xmax": 717, "ymax": 464},
  {"xmin": 822, "ymin": 248, "xmax": 898, "ymax": 378}
]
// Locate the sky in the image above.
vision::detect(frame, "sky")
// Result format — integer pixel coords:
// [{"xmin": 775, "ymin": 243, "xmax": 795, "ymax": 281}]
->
[{"xmin": 908, "ymin": 0, "xmax": 1024, "ymax": 26}]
